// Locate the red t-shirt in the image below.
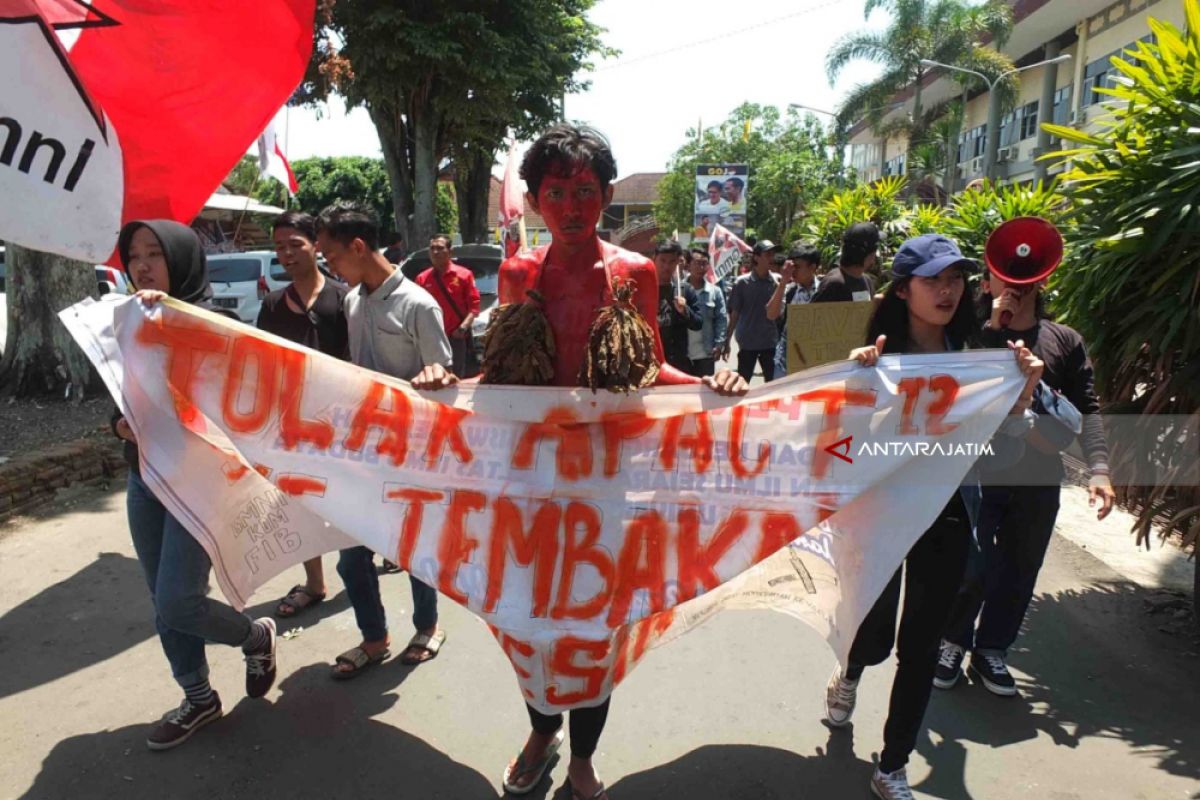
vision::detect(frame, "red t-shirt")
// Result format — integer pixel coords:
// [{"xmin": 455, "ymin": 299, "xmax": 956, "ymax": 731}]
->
[{"xmin": 415, "ymin": 262, "xmax": 480, "ymax": 335}]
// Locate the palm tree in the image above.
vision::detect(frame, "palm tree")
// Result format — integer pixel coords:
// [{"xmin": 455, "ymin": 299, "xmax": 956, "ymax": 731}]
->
[{"xmin": 827, "ymin": 0, "xmax": 1015, "ymax": 187}]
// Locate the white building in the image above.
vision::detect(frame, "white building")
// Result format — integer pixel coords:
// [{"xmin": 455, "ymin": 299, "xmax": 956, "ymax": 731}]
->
[{"xmin": 846, "ymin": 0, "xmax": 1189, "ymax": 189}]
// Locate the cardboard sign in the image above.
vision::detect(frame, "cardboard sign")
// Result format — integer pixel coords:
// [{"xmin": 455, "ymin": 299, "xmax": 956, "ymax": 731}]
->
[{"xmin": 786, "ymin": 301, "xmax": 875, "ymax": 374}]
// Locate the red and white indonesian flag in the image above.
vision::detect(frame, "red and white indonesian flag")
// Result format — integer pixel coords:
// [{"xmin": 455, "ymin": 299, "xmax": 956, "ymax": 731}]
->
[
  {"xmin": 0, "ymin": 0, "xmax": 314, "ymax": 264},
  {"xmin": 61, "ymin": 296, "xmax": 1025, "ymax": 713},
  {"xmin": 709, "ymin": 223, "xmax": 751, "ymax": 283},
  {"xmin": 498, "ymin": 140, "xmax": 524, "ymax": 258},
  {"xmin": 257, "ymin": 120, "xmax": 297, "ymax": 196},
  {"xmin": 498, "ymin": 140, "xmax": 523, "ymax": 228}
]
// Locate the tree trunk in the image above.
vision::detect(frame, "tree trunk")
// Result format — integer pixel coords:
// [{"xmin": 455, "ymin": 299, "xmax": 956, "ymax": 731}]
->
[
  {"xmin": 0, "ymin": 244, "xmax": 98, "ymax": 399},
  {"xmin": 369, "ymin": 100, "xmax": 415, "ymax": 245},
  {"xmin": 410, "ymin": 107, "xmax": 441, "ymax": 246},
  {"xmin": 454, "ymin": 145, "xmax": 495, "ymax": 244}
]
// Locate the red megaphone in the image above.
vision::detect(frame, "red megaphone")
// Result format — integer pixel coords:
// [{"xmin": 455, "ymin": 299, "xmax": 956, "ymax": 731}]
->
[{"xmin": 984, "ymin": 217, "xmax": 1063, "ymax": 327}]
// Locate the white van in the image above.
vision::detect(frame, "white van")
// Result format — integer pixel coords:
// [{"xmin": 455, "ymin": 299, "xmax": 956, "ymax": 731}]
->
[{"xmin": 208, "ymin": 252, "xmax": 287, "ymax": 323}]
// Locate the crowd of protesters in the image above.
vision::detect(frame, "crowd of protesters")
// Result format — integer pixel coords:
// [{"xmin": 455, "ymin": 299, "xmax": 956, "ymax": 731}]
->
[{"xmin": 108, "ymin": 122, "xmax": 1115, "ymax": 800}]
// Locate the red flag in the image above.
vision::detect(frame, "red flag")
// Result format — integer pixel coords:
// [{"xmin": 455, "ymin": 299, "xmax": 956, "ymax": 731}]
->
[
  {"xmin": 708, "ymin": 223, "xmax": 751, "ymax": 283},
  {"xmin": 258, "ymin": 120, "xmax": 298, "ymax": 196},
  {"xmin": 0, "ymin": 0, "xmax": 315, "ymax": 263},
  {"xmin": 498, "ymin": 139, "xmax": 523, "ymax": 228}
]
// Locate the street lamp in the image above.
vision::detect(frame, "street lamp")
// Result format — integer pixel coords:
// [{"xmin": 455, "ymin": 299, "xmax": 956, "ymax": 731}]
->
[
  {"xmin": 920, "ymin": 54, "xmax": 1071, "ymax": 182},
  {"xmin": 787, "ymin": 103, "xmax": 837, "ymax": 117}
]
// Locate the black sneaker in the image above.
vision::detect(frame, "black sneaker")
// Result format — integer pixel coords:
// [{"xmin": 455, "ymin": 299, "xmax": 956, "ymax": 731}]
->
[
  {"xmin": 244, "ymin": 617, "xmax": 277, "ymax": 699},
  {"xmin": 969, "ymin": 651, "xmax": 1018, "ymax": 696},
  {"xmin": 146, "ymin": 693, "xmax": 222, "ymax": 751},
  {"xmin": 933, "ymin": 640, "xmax": 965, "ymax": 690}
]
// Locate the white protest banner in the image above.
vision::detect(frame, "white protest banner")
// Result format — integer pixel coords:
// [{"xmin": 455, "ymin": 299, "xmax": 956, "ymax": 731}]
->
[{"xmin": 61, "ymin": 296, "xmax": 1024, "ymax": 713}]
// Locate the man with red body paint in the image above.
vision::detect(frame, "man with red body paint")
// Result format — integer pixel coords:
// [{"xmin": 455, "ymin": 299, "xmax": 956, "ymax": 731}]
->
[{"xmin": 414, "ymin": 124, "xmax": 747, "ymax": 800}]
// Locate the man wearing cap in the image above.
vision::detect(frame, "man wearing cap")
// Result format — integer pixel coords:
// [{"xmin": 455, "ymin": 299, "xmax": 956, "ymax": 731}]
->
[
  {"xmin": 812, "ymin": 221, "xmax": 879, "ymax": 304},
  {"xmin": 766, "ymin": 242, "xmax": 821, "ymax": 378},
  {"xmin": 725, "ymin": 239, "xmax": 782, "ymax": 382}
]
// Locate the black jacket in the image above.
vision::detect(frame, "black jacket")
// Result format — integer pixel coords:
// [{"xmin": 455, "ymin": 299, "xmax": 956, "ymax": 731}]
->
[{"xmin": 657, "ymin": 282, "xmax": 703, "ymax": 370}]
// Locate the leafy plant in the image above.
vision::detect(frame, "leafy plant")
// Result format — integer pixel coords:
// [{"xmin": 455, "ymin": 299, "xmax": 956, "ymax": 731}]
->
[
  {"xmin": 1042, "ymin": 0, "xmax": 1200, "ymax": 561},
  {"xmin": 942, "ymin": 179, "xmax": 1069, "ymax": 262},
  {"xmin": 800, "ymin": 176, "xmax": 931, "ymax": 271}
]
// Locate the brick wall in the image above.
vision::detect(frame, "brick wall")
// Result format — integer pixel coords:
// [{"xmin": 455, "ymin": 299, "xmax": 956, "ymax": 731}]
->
[{"xmin": 0, "ymin": 439, "xmax": 127, "ymax": 520}]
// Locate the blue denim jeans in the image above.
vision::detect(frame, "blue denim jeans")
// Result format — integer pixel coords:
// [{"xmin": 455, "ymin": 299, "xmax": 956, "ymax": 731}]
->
[
  {"xmin": 126, "ymin": 471, "xmax": 252, "ymax": 688},
  {"xmin": 945, "ymin": 485, "xmax": 1062, "ymax": 655},
  {"xmin": 336, "ymin": 546, "xmax": 438, "ymax": 642}
]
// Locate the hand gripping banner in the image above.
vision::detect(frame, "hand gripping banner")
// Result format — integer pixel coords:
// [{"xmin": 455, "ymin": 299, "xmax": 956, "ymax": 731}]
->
[{"xmin": 61, "ymin": 297, "xmax": 1025, "ymax": 713}]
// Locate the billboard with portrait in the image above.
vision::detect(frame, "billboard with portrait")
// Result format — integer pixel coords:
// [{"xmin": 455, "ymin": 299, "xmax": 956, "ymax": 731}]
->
[{"xmin": 694, "ymin": 164, "xmax": 748, "ymax": 238}]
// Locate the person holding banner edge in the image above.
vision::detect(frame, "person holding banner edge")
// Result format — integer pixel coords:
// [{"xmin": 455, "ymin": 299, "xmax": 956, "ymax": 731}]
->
[
  {"xmin": 823, "ymin": 234, "xmax": 1043, "ymax": 800},
  {"xmin": 315, "ymin": 202, "xmax": 454, "ymax": 676},
  {"xmin": 935, "ymin": 219, "xmax": 1115, "ymax": 697},
  {"xmin": 113, "ymin": 220, "xmax": 279, "ymax": 751},
  {"xmin": 412, "ymin": 123, "xmax": 748, "ymax": 800}
]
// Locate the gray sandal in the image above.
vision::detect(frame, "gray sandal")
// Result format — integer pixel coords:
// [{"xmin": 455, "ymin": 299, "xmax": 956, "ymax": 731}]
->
[{"xmin": 502, "ymin": 728, "xmax": 564, "ymax": 795}]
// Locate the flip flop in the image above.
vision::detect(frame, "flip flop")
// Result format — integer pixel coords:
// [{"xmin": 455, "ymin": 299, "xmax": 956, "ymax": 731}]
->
[
  {"xmin": 502, "ymin": 728, "xmax": 564, "ymax": 795},
  {"xmin": 567, "ymin": 780, "xmax": 608, "ymax": 800},
  {"xmin": 275, "ymin": 585, "xmax": 326, "ymax": 618},
  {"xmin": 331, "ymin": 646, "xmax": 390, "ymax": 680},
  {"xmin": 400, "ymin": 629, "xmax": 446, "ymax": 665}
]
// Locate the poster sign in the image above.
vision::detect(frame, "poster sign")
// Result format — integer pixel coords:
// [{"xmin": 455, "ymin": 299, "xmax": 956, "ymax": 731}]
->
[
  {"xmin": 61, "ymin": 296, "xmax": 1024, "ymax": 713},
  {"xmin": 786, "ymin": 301, "xmax": 875, "ymax": 374},
  {"xmin": 694, "ymin": 164, "xmax": 748, "ymax": 238}
]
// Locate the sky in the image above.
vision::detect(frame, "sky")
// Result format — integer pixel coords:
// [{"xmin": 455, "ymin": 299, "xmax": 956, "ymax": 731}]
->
[{"xmin": 268, "ymin": 0, "xmax": 887, "ymax": 178}]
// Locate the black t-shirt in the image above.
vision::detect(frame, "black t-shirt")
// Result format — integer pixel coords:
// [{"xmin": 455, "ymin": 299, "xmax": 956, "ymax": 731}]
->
[
  {"xmin": 981, "ymin": 319, "xmax": 1108, "ymax": 483},
  {"xmin": 811, "ymin": 267, "xmax": 875, "ymax": 303},
  {"xmin": 256, "ymin": 280, "xmax": 350, "ymax": 360}
]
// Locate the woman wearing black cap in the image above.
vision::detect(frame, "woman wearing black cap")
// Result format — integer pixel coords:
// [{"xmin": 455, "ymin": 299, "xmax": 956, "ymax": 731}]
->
[
  {"xmin": 821, "ymin": 234, "xmax": 1043, "ymax": 800},
  {"xmin": 112, "ymin": 220, "xmax": 278, "ymax": 751}
]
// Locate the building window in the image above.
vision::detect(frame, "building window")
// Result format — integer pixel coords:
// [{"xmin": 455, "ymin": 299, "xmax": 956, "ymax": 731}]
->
[
  {"xmin": 957, "ymin": 124, "xmax": 986, "ymax": 163},
  {"xmin": 1019, "ymin": 101, "xmax": 1039, "ymax": 140},
  {"xmin": 883, "ymin": 153, "xmax": 906, "ymax": 176},
  {"xmin": 1084, "ymin": 35, "xmax": 1154, "ymax": 106},
  {"xmin": 1052, "ymin": 85, "xmax": 1073, "ymax": 124}
]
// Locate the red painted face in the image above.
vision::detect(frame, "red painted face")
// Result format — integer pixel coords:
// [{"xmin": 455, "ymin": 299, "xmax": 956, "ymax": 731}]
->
[{"xmin": 531, "ymin": 166, "xmax": 607, "ymax": 245}]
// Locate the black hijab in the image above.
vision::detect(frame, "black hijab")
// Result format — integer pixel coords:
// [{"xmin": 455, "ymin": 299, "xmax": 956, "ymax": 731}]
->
[{"xmin": 118, "ymin": 219, "xmax": 214, "ymax": 306}]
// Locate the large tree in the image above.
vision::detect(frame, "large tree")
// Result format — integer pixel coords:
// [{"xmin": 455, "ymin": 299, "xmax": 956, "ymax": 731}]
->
[
  {"xmin": 654, "ymin": 104, "xmax": 841, "ymax": 243},
  {"xmin": 827, "ymin": 0, "xmax": 1014, "ymax": 177},
  {"xmin": 300, "ymin": 1, "xmax": 610, "ymax": 246},
  {"xmin": 0, "ymin": 245, "xmax": 97, "ymax": 398}
]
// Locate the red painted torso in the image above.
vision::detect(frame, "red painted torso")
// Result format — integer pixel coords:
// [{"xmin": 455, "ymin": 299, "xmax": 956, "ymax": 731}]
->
[{"xmin": 497, "ymin": 240, "xmax": 697, "ymax": 387}]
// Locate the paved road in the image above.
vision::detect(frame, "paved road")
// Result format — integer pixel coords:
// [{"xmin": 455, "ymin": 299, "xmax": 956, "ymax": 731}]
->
[{"xmin": 0, "ymin": 484, "xmax": 1195, "ymax": 800}]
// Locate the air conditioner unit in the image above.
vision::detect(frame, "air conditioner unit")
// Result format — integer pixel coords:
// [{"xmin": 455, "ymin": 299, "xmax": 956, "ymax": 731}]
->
[
  {"xmin": 996, "ymin": 146, "xmax": 1019, "ymax": 163},
  {"xmin": 969, "ymin": 156, "xmax": 984, "ymax": 174},
  {"xmin": 957, "ymin": 164, "xmax": 969, "ymax": 179},
  {"xmin": 1070, "ymin": 108, "xmax": 1087, "ymax": 125}
]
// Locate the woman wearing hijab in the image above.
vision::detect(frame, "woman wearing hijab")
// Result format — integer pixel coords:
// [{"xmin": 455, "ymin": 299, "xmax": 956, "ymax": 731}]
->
[{"xmin": 111, "ymin": 220, "xmax": 278, "ymax": 751}]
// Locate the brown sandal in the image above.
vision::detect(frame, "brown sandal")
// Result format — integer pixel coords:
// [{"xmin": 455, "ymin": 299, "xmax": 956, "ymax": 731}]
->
[
  {"xmin": 399, "ymin": 630, "xmax": 446, "ymax": 665},
  {"xmin": 275, "ymin": 585, "xmax": 326, "ymax": 618},
  {"xmin": 331, "ymin": 646, "xmax": 390, "ymax": 679}
]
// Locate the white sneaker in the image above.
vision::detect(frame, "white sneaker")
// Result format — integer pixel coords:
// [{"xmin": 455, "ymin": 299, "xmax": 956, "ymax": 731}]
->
[
  {"xmin": 870, "ymin": 766, "xmax": 915, "ymax": 800},
  {"xmin": 823, "ymin": 665, "xmax": 859, "ymax": 727}
]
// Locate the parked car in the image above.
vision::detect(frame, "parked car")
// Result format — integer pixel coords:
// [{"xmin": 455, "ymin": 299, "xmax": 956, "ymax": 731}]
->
[
  {"xmin": 400, "ymin": 243, "xmax": 503, "ymax": 360},
  {"xmin": 95, "ymin": 265, "xmax": 131, "ymax": 296},
  {"xmin": 207, "ymin": 252, "xmax": 288, "ymax": 323}
]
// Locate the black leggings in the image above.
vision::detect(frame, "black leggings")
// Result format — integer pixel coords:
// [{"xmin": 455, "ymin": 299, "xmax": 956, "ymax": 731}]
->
[
  {"xmin": 526, "ymin": 699, "xmax": 611, "ymax": 759},
  {"xmin": 845, "ymin": 493, "xmax": 972, "ymax": 774}
]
